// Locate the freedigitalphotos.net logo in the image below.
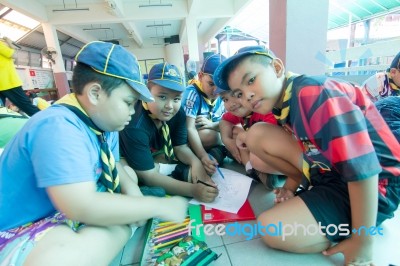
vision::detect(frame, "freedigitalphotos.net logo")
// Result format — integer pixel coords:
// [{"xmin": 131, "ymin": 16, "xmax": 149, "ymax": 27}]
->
[{"xmin": 188, "ymin": 220, "xmax": 384, "ymax": 241}]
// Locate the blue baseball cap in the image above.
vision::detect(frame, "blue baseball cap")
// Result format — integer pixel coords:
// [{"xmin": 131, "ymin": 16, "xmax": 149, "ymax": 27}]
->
[
  {"xmin": 213, "ymin": 46, "xmax": 276, "ymax": 93},
  {"xmin": 201, "ymin": 53, "xmax": 227, "ymax": 76},
  {"xmin": 75, "ymin": 41, "xmax": 154, "ymax": 102},
  {"xmin": 148, "ymin": 62, "xmax": 185, "ymax": 92},
  {"xmin": 390, "ymin": 51, "xmax": 400, "ymax": 70}
]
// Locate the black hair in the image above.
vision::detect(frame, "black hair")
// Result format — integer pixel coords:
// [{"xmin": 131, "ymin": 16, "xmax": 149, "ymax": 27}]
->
[
  {"xmin": 147, "ymin": 81, "xmax": 157, "ymax": 91},
  {"xmin": 71, "ymin": 62, "xmax": 125, "ymax": 96},
  {"xmin": 222, "ymin": 54, "xmax": 273, "ymax": 83}
]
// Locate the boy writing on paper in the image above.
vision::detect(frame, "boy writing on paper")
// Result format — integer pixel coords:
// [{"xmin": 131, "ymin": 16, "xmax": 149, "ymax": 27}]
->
[
  {"xmin": 119, "ymin": 62, "xmax": 218, "ymax": 203},
  {"xmin": 181, "ymin": 54, "xmax": 228, "ymax": 174},
  {"xmin": 213, "ymin": 45, "xmax": 400, "ymax": 265},
  {"xmin": 0, "ymin": 41, "xmax": 188, "ymax": 265}
]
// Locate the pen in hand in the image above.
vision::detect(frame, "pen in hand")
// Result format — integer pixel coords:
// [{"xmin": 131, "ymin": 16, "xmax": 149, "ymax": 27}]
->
[
  {"xmin": 208, "ymin": 154, "xmax": 225, "ymax": 179},
  {"xmin": 197, "ymin": 180, "xmax": 216, "ymax": 188}
]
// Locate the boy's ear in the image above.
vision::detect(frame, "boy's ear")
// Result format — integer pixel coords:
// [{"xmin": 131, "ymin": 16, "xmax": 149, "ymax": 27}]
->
[
  {"xmin": 197, "ymin": 72, "xmax": 204, "ymax": 80},
  {"xmin": 389, "ymin": 68, "xmax": 398, "ymax": 76},
  {"xmin": 272, "ymin": 58, "xmax": 285, "ymax": 78},
  {"xmin": 86, "ymin": 83, "xmax": 102, "ymax": 105}
]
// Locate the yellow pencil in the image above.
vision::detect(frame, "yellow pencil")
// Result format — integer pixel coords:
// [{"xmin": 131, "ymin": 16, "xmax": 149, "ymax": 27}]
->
[
  {"xmin": 157, "ymin": 217, "xmax": 189, "ymax": 227},
  {"xmin": 153, "ymin": 238, "xmax": 181, "ymax": 250},
  {"xmin": 154, "ymin": 227, "xmax": 188, "ymax": 239},
  {"xmin": 155, "ymin": 221, "xmax": 189, "ymax": 233}
]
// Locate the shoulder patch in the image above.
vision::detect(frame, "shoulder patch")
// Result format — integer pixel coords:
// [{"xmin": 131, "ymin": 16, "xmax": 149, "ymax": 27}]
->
[{"xmin": 186, "ymin": 99, "xmax": 194, "ymax": 109}]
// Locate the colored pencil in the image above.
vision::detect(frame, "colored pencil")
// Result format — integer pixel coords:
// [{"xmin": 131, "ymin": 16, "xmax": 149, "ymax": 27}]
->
[
  {"xmin": 156, "ymin": 217, "xmax": 190, "ymax": 227},
  {"xmin": 154, "ymin": 221, "xmax": 189, "ymax": 234},
  {"xmin": 153, "ymin": 238, "xmax": 181, "ymax": 250},
  {"xmin": 208, "ymin": 154, "xmax": 225, "ymax": 179},
  {"xmin": 153, "ymin": 229, "xmax": 188, "ymax": 244},
  {"xmin": 153, "ymin": 232, "xmax": 187, "ymax": 245},
  {"xmin": 153, "ymin": 226, "xmax": 188, "ymax": 239}
]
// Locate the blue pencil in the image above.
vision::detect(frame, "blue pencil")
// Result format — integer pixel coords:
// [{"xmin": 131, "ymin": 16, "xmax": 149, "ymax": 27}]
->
[{"xmin": 208, "ymin": 154, "xmax": 225, "ymax": 179}]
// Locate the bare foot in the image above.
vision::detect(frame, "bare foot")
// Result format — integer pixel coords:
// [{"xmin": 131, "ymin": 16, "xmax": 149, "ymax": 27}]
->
[{"xmin": 273, "ymin": 187, "xmax": 295, "ymax": 204}]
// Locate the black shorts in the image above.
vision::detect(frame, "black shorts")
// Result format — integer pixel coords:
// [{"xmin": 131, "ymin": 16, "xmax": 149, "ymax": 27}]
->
[{"xmin": 298, "ymin": 172, "xmax": 400, "ymax": 242}]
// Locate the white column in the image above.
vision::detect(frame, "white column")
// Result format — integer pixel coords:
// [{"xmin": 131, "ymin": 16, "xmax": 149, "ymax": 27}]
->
[
  {"xmin": 165, "ymin": 43, "xmax": 185, "ymax": 82},
  {"xmin": 269, "ymin": 0, "xmax": 329, "ymax": 75},
  {"xmin": 186, "ymin": 16, "xmax": 199, "ymax": 62}
]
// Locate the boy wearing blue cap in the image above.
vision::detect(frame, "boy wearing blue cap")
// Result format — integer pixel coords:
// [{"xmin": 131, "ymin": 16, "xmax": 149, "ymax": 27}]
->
[
  {"xmin": 214, "ymin": 45, "xmax": 400, "ymax": 265},
  {"xmin": 181, "ymin": 53, "xmax": 228, "ymax": 174},
  {"xmin": 0, "ymin": 41, "xmax": 188, "ymax": 265},
  {"xmin": 120, "ymin": 62, "xmax": 218, "ymax": 203}
]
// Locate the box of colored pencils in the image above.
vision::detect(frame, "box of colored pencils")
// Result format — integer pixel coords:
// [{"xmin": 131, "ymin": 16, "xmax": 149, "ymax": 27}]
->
[{"xmin": 140, "ymin": 204, "xmax": 218, "ymax": 265}]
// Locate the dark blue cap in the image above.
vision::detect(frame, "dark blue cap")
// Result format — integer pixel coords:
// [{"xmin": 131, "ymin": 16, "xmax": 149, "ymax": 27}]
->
[
  {"xmin": 148, "ymin": 62, "xmax": 185, "ymax": 92},
  {"xmin": 213, "ymin": 46, "xmax": 276, "ymax": 93},
  {"xmin": 390, "ymin": 51, "xmax": 400, "ymax": 70},
  {"xmin": 75, "ymin": 41, "xmax": 154, "ymax": 102},
  {"xmin": 201, "ymin": 53, "xmax": 227, "ymax": 76}
]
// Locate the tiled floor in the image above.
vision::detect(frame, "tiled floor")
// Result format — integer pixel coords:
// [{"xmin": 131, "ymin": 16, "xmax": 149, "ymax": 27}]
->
[{"xmin": 110, "ymin": 160, "xmax": 400, "ymax": 266}]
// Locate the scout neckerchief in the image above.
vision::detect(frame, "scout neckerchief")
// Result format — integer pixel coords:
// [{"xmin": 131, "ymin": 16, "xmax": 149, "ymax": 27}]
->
[
  {"xmin": 142, "ymin": 101, "xmax": 175, "ymax": 162},
  {"xmin": 192, "ymin": 79, "xmax": 216, "ymax": 120},
  {"xmin": 242, "ymin": 112, "xmax": 253, "ymax": 131},
  {"xmin": 56, "ymin": 93, "xmax": 121, "ymax": 231},
  {"xmin": 272, "ymin": 72, "xmax": 313, "ymax": 180},
  {"xmin": 387, "ymin": 71, "xmax": 400, "ymax": 96},
  {"xmin": 57, "ymin": 94, "xmax": 120, "ymax": 193}
]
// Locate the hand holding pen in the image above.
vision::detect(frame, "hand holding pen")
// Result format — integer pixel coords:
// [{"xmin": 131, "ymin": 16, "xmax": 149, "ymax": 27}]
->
[
  {"xmin": 194, "ymin": 180, "xmax": 218, "ymax": 202},
  {"xmin": 208, "ymin": 154, "xmax": 225, "ymax": 179}
]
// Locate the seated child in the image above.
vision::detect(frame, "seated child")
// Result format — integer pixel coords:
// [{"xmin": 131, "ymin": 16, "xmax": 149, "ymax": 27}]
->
[
  {"xmin": 375, "ymin": 96, "xmax": 400, "ymax": 142},
  {"xmin": 361, "ymin": 51, "xmax": 400, "ymax": 102},
  {"xmin": 181, "ymin": 54, "xmax": 227, "ymax": 174},
  {"xmin": 214, "ymin": 45, "xmax": 400, "ymax": 264},
  {"xmin": 0, "ymin": 41, "xmax": 188, "ymax": 265},
  {"xmin": 119, "ymin": 62, "xmax": 218, "ymax": 203},
  {"xmin": 218, "ymin": 90, "xmax": 280, "ymax": 190}
]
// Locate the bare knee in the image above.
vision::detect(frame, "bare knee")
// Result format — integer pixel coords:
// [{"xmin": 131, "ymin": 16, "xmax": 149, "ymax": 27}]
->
[
  {"xmin": 257, "ymin": 210, "xmax": 288, "ymax": 251},
  {"xmin": 246, "ymin": 123, "xmax": 281, "ymax": 152}
]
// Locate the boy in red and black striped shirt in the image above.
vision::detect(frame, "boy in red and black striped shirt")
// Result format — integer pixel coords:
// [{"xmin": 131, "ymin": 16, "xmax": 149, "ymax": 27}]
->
[{"xmin": 214, "ymin": 46, "xmax": 400, "ymax": 265}]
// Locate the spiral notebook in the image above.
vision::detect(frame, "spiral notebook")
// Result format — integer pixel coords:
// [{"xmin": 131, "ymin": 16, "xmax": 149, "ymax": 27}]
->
[{"xmin": 201, "ymin": 199, "xmax": 256, "ymax": 224}]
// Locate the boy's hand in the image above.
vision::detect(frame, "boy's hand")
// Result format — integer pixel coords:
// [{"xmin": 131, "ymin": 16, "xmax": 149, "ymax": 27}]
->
[
  {"xmin": 158, "ymin": 196, "xmax": 189, "ymax": 223},
  {"xmin": 200, "ymin": 154, "xmax": 217, "ymax": 174},
  {"xmin": 192, "ymin": 182, "xmax": 218, "ymax": 203},
  {"xmin": 190, "ymin": 160, "xmax": 209, "ymax": 184},
  {"xmin": 195, "ymin": 116, "xmax": 213, "ymax": 130},
  {"xmin": 236, "ymin": 131, "xmax": 248, "ymax": 150},
  {"xmin": 323, "ymin": 236, "xmax": 374, "ymax": 265}
]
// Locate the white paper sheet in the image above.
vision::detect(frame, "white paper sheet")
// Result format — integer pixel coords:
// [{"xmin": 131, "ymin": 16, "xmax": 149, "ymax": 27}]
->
[{"xmin": 190, "ymin": 167, "xmax": 253, "ymax": 214}]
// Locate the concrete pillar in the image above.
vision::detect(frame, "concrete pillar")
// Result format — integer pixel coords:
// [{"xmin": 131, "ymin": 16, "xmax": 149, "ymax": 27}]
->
[
  {"xmin": 165, "ymin": 43, "xmax": 185, "ymax": 82},
  {"xmin": 186, "ymin": 16, "xmax": 200, "ymax": 62},
  {"xmin": 42, "ymin": 23, "xmax": 70, "ymax": 97},
  {"xmin": 269, "ymin": 0, "xmax": 329, "ymax": 75}
]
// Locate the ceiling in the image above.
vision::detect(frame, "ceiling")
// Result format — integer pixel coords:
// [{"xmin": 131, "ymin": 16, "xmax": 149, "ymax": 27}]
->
[{"xmin": 1, "ymin": 0, "xmax": 399, "ymax": 60}]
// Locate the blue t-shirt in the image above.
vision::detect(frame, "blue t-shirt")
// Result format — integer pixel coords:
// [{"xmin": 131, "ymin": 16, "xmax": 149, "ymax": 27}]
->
[
  {"xmin": 181, "ymin": 84, "xmax": 225, "ymax": 122},
  {"xmin": 0, "ymin": 104, "xmax": 119, "ymax": 231}
]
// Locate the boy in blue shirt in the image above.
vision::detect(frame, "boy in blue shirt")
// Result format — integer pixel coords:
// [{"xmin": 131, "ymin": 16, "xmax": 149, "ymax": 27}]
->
[
  {"xmin": 0, "ymin": 41, "xmax": 188, "ymax": 265},
  {"xmin": 119, "ymin": 62, "xmax": 218, "ymax": 203},
  {"xmin": 181, "ymin": 54, "xmax": 227, "ymax": 174},
  {"xmin": 214, "ymin": 45, "xmax": 400, "ymax": 265}
]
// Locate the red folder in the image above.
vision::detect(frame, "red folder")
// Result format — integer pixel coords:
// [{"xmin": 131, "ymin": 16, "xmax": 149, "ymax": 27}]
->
[{"xmin": 201, "ymin": 199, "xmax": 256, "ymax": 224}]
